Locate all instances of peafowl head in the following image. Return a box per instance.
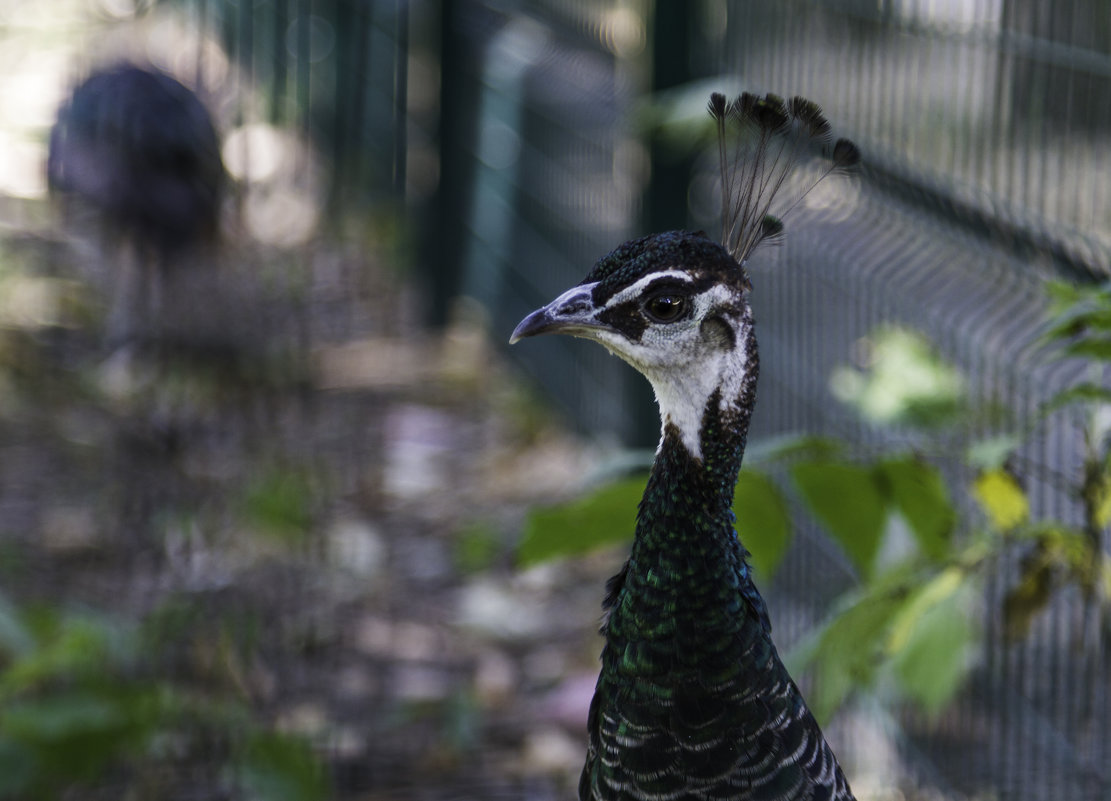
[511,230,755,459]
[511,93,859,460]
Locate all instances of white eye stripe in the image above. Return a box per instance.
[698,283,742,311]
[606,270,694,307]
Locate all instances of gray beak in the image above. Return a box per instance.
[509,282,606,344]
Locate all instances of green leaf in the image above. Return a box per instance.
[805,589,907,721]
[2,693,126,742]
[1044,317,1096,344]
[732,470,792,579]
[877,458,954,561]
[996,525,1093,641]
[972,469,1028,530]
[1042,383,1111,414]
[1051,527,1099,588]
[1063,337,1111,360]
[238,732,328,801]
[888,571,974,714]
[886,567,963,654]
[1044,280,1111,321]
[742,435,844,467]
[1097,480,1111,529]
[1042,306,1111,341]
[0,686,167,789]
[243,471,314,544]
[1002,546,1054,641]
[791,461,886,577]
[966,434,1022,470]
[517,477,645,566]
[1044,279,1087,310]
[0,615,126,697]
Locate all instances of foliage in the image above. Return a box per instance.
[794,288,1111,718]
[0,595,328,800]
[972,469,1028,531]
[779,443,977,717]
[238,732,329,801]
[242,468,317,545]
[830,327,965,427]
[731,469,792,578]
[790,460,888,578]
[518,476,646,567]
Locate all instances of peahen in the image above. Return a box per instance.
[511,93,861,801]
[49,62,226,345]
[48,62,225,259]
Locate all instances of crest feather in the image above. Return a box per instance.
[709,92,860,264]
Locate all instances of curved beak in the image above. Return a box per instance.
[509,282,608,344]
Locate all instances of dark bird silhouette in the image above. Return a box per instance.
[511,93,861,801]
[48,62,225,257]
[48,62,226,343]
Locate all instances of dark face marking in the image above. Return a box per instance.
[700,315,736,350]
[597,298,649,341]
[599,297,648,339]
[596,276,700,342]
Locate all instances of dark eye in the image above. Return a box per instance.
[644,294,688,323]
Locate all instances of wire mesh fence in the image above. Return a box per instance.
[453,2,1111,799]
[706,3,1110,799]
[456,1,648,443]
[719,0,1111,276]
[172,0,412,209]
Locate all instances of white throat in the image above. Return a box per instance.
[646,339,750,460]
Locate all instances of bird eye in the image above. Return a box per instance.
[644,294,688,323]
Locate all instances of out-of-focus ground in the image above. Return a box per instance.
[1,208,636,798]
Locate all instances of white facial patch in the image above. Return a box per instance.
[595,280,752,460]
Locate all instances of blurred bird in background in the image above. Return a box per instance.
[48,62,226,346]
[512,93,861,801]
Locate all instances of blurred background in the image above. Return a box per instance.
[0,0,1109,799]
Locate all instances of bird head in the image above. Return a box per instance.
[511,230,755,459]
[511,92,859,459]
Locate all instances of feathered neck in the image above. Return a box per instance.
[604,351,766,669]
[634,320,759,560]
